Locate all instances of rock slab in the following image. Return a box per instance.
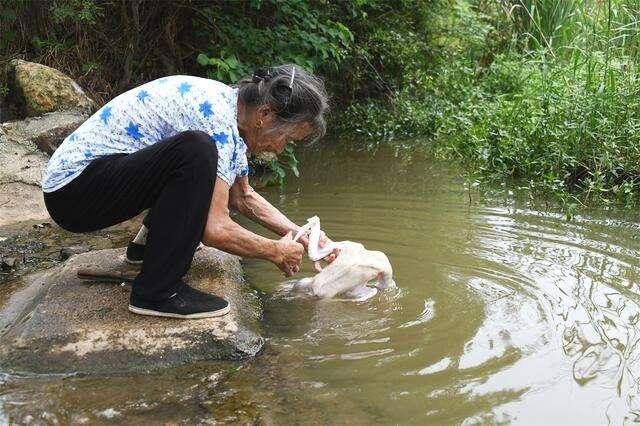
[0,247,264,374]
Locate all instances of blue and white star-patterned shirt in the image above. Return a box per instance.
[42,75,249,193]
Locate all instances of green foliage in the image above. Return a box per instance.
[504,0,581,52]
[342,0,640,209]
[50,0,101,24]
[263,143,300,186]
[196,52,248,84]
[194,0,354,81]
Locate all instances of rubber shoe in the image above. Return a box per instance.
[126,241,145,265]
[128,283,230,319]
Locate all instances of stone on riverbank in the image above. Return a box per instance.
[0,247,263,374]
[2,109,89,154]
[0,61,93,226]
[0,128,50,227]
[8,59,95,117]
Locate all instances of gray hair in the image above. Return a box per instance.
[237,64,329,142]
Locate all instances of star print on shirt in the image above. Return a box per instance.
[178,82,192,96]
[211,132,229,145]
[125,122,143,141]
[137,90,150,102]
[100,106,112,125]
[199,101,213,118]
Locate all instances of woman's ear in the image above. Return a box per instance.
[257,105,276,124]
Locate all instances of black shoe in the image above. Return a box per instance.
[126,241,145,265]
[128,283,230,319]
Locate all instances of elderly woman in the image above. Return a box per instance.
[41,64,333,319]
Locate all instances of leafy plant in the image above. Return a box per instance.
[194,0,354,83]
[50,0,101,24]
[264,142,300,186]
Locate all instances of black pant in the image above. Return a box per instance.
[44,131,218,301]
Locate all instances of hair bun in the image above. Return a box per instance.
[252,67,272,83]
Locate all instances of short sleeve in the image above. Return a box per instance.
[235,136,249,178]
[210,130,236,186]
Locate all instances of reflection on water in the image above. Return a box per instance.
[4,142,640,423]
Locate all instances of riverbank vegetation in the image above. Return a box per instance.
[343,1,640,209]
[2,1,640,206]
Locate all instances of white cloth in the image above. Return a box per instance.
[293,216,336,261]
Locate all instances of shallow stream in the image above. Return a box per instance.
[3,143,640,424]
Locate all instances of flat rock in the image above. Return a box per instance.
[0,182,48,227]
[8,59,95,117]
[2,110,89,154]
[0,247,263,374]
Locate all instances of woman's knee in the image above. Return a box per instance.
[170,131,217,185]
[176,131,217,155]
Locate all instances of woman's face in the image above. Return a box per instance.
[253,122,312,154]
[239,104,313,154]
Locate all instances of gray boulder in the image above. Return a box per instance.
[8,59,95,117]
[0,247,263,374]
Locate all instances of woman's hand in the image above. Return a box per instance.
[274,231,304,277]
[313,231,339,272]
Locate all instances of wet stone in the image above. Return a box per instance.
[0,247,264,374]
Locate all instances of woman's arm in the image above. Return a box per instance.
[229,176,301,237]
[229,176,338,270]
[203,177,304,276]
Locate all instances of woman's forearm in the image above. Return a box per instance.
[236,187,301,237]
[202,215,280,263]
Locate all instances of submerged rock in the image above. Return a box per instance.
[8,59,95,117]
[0,247,263,374]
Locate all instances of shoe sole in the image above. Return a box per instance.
[128,304,230,319]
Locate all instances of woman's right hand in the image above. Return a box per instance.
[274,231,304,277]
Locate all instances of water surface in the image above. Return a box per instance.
[3,143,640,424]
